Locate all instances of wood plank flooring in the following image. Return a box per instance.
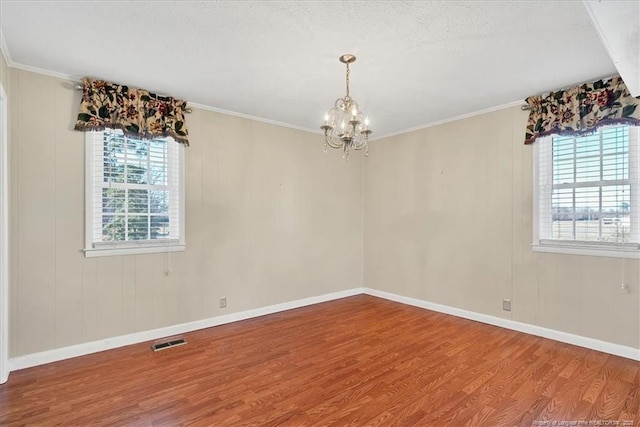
[0,295,638,426]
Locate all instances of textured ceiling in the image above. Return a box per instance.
[0,1,618,139]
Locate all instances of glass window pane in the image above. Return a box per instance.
[575,157,600,183]
[600,186,631,243]
[575,187,599,211]
[602,126,628,155]
[126,138,148,158]
[127,216,149,241]
[551,219,574,240]
[149,140,167,162]
[575,134,599,157]
[552,188,573,213]
[126,159,148,184]
[553,159,574,184]
[602,154,628,180]
[545,126,635,245]
[601,185,630,214]
[126,139,149,184]
[150,190,169,214]
[102,188,125,213]
[96,131,178,244]
[103,136,125,183]
[553,138,573,161]
[149,162,167,185]
[102,215,126,242]
[574,219,600,242]
[128,189,149,213]
[151,216,170,240]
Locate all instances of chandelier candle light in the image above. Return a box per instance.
[321,54,372,160]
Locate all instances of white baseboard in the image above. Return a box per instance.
[363,287,640,361]
[9,285,639,373]
[9,287,364,372]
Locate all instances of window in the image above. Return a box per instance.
[85,129,184,257]
[534,125,640,257]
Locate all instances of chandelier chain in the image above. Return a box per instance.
[345,63,350,99]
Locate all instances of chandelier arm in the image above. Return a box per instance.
[352,140,368,150]
[325,134,344,149]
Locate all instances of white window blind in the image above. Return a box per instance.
[536,125,640,253]
[85,129,184,257]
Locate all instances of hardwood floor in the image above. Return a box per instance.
[0,295,638,426]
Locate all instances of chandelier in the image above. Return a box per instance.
[321,54,372,160]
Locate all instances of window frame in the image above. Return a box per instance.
[532,125,640,259]
[84,130,185,257]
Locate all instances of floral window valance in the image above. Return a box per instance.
[74,77,190,146]
[524,76,640,145]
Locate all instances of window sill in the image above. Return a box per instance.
[532,243,640,259]
[84,244,185,258]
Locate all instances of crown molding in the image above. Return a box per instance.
[187,101,321,135]
[8,61,80,82]
[371,99,526,141]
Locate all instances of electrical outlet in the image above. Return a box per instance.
[502,299,511,312]
[219,296,227,308]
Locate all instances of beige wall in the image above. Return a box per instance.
[364,106,640,349]
[8,69,363,357]
[5,60,638,358]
